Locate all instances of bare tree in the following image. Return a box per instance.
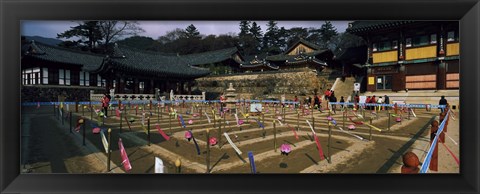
[98,21,145,47]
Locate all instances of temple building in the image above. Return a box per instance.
[239,38,334,73]
[21,40,241,101]
[346,21,459,92]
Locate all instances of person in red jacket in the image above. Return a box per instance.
[365,96,371,110]
[370,95,376,110]
[102,93,110,117]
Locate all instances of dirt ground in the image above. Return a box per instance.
[21,104,460,174]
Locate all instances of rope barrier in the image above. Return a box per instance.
[419,110,450,173]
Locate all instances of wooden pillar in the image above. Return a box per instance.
[401,151,420,174]
[188,81,192,95]
[134,78,139,94]
[115,77,120,93]
[437,62,446,90]
[366,68,376,92]
[393,65,406,92]
[105,77,112,92]
[150,79,155,94]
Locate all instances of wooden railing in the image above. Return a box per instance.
[170,90,206,101]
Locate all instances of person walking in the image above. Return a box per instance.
[330,93,337,114]
[340,96,345,109]
[384,95,390,110]
[439,95,448,113]
[354,94,360,110]
[377,96,383,111]
[314,94,320,109]
[324,89,331,101]
[102,93,110,117]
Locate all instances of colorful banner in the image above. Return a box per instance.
[224,132,242,155]
[118,138,132,172]
[189,131,201,155]
[204,112,211,123]
[248,151,256,174]
[234,113,240,126]
[156,125,170,141]
[286,124,299,140]
[155,157,164,173]
[100,130,109,153]
[314,134,325,161]
[178,115,186,128]
[253,119,264,129]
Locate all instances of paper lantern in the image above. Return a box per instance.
[209,137,218,146]
[184,131,192,141]
[348,124,355,130]
[280,144,292,155]
[188,120,193,125]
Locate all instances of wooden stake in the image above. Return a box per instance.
[206,128,210,173]
[107,128,112,171]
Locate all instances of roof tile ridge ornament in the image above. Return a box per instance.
[26,40,46,55]
[111,43,126,59]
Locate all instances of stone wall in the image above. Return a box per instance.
[194,69,334,100]
[22,85,105,102]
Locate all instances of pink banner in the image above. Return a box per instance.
[314,134,325,161]
[125,116,132,131]
[118,138,132,172]
[287,124,299,140]
[156,125,170,141]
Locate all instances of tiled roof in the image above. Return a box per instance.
[22,41,105,71]
[284,38,323,54]
[106,45,211,78]
[346,21,415,34]
[182,47,239,66]
[266,49,331,62]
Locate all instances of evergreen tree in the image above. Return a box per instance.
[319,21,338,47]
[249,22,263,53]
[263,21,281,54]
[184,24,201,39]
[57,21,103,50]
[239,21,251,37]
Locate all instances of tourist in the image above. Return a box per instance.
[371,95,376,110]
[220,92,226,112]
[330,93,337,114]
[102,93,110,117]
[365,96,371,110]
[324,89,331,101]
[384,95,390,110]
[314,94,320,109]
[340,96,345,109]
[354,94,360,109]
[439,95,448,113]
[294,95,299,108]
[377,96,383,111]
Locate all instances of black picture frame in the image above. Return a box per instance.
[1,0,479,193]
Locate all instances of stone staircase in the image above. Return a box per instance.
[331,77,356,102]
